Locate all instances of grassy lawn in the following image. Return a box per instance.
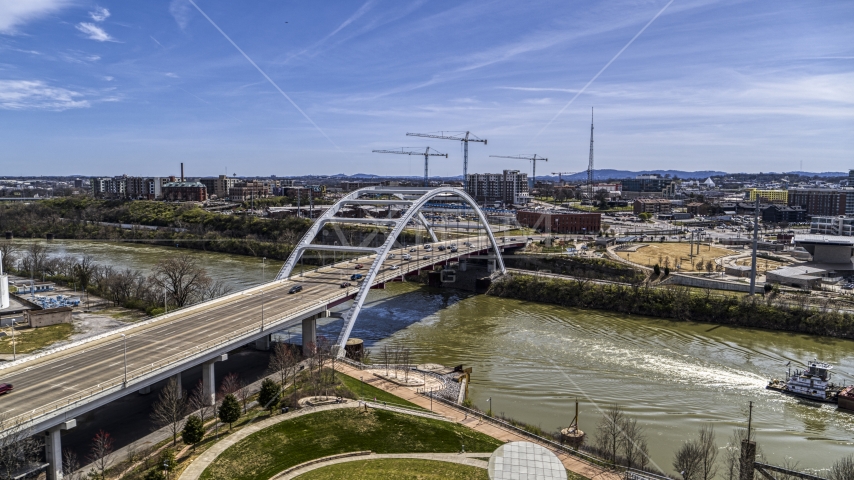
[199,408,502,480]
[0,323,74,354]
[294,458,488,479]
[335,372,424,410]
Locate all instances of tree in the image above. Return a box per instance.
[182,415,205,450]
[218,394,241,429]
[620,417,649,471]
[87,430,114,480]
[73,255,96,296]
[594,404,625,465]
[697,424,718,480]
[219,372,240,399]
[829,455,854,480]
[143,468,166,480]
[270,342,297,388]
[638,212,651,222]
[150,377,186,446]
[673,440,703,480]
[151,254,211,307]
[595,189,610,209]
[0,414,42,480]
[62,448,82,480]
[653,264,661,276]
[705,261,715,275]
[188,380,213,424]
[664,266,670,276]
[258,378,280,413]
[237,379,252,413]
[159,448,176,477]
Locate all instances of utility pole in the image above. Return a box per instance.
[749,196,760,295]
[587,108,594,199]
[406,131,487,191]
[373,147,448,187]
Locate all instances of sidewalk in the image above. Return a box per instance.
[335,363,619,480]
[273,452,489,479]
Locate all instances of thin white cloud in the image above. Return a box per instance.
[164,72,179,78]
[89,6,109,22]
[0,80,90,110]
[103,76,114,81]
[169,0,192,29]
[0,0,71,34]
[76,22,115,42]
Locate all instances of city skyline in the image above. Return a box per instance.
[1,0,852,176]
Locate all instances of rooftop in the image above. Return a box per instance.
[793,234,854,246]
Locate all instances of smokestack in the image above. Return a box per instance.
[181,163,184,182]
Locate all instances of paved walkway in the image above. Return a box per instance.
[179,402,355,480]
[335,363,619,480]
[272,452,489,479]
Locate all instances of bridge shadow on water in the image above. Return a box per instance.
[311,284,473,348]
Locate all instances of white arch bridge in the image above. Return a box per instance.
[0,186,521,477]
[277,186,507,353]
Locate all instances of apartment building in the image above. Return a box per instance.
[465,170,530,205]
[810,216,854,236]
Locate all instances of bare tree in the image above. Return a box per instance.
[697,424,718,480]
[381,344,391,376]
[0,414,42,480]
[188,380,214,424]
[199,277,233,302]
[237,379,252,413]
[620,417,649,471]
[151,254,211,307]
[0,243,18,273]
[829,455,854,480]
[673,440,703,480]
[62,448,82,480]
[73,255,96,295]
[87,430,114,479]
[270,342,297,388]
[220,372,241,398]
[150,377,186,446]
[25,242,49,276]
[595,404,625,465]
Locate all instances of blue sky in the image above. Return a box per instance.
[1,0,852,178]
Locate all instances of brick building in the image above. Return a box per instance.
[229,181,270,201]
[633,198,672,215]
[788,189,854,217]
[516,210,601,234]
[162,181,207,202]
[199,175,239,199]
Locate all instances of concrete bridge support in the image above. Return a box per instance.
[302,316,317,352]
[174,371,182,397]
[202,354,228,406]
[45,419,76,480]
[255,334,271,351]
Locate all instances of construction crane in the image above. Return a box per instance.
[552,172,578,184]
[587,107,594,199]
[372,147,448,187]
[406,131,487,191]
[489,154,548,190]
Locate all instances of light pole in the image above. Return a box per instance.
[11,322,16,361]
[487,396,492,416]
[121,334,127,386]
[163,287,168,314]
[262,256,266,284]
[261,290,265,331]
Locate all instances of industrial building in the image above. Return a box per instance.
[466,170,530,205]
[621,174,675,198]
[515,210,601,234]
[161,180,208,202]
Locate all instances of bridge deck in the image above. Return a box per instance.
[0,237,519,434]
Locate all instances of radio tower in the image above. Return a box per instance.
[586,108,594,199]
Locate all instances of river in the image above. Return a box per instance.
[17,240,854,473]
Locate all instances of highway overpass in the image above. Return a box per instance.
[0,186,522,479]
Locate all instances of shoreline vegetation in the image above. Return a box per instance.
[487,273,854,339]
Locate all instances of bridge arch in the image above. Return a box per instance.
[276,186,506,354]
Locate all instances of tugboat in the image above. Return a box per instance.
[766,359,842,403]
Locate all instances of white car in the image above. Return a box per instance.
[388,254,396,259]
[389,264,399,270]
[402,254,412,260]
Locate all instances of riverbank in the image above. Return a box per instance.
[487,273,854,339]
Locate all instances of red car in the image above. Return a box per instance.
[354,264,364,269]
[0,383,13,395]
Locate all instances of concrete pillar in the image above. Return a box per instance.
[302,316,317,352]
[173,371,182,397]
[255,334,271,351]
[45,419,76,480]
[202,354,228,406]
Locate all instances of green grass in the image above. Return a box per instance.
[335,372,424,410]
[199,408,502,480]
[0,323,74,354]
[294,458,489,479]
